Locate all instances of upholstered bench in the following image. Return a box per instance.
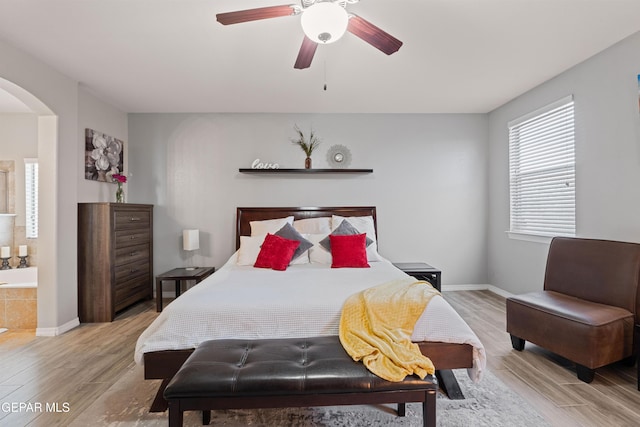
[507,237,640,383]
[163,336,437,427]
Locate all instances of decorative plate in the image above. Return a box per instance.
[326,144,352,168]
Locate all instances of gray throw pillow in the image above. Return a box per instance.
[274,222,313,261]
[319,219,374,252]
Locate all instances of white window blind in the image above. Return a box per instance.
[508,95,575,237]
[24,158,38,239]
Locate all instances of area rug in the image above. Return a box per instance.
[69,364,550,426]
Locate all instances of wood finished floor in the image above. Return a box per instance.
[1,291,639,426]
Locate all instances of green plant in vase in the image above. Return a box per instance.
[291,125,321,169]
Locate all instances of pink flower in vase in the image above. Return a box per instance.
[112,174,127,203]
[112,174,127,183]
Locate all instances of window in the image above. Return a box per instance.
[508,95,575,238]
[24,158,38,239]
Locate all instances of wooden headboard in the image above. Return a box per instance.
[236,206,377,250]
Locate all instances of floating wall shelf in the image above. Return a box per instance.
[239,168,373,174]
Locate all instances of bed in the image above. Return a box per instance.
[137,206,485,412]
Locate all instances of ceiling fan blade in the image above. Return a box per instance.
[347,15,403,55]
[216,5,296,25]
[294,36,318,69]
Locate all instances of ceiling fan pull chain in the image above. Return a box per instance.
[324,60,328,91]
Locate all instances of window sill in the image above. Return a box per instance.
[506,231,556,244]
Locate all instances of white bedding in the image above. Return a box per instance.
[134,255,486,382]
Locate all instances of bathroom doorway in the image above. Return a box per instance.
[0,77,57,336]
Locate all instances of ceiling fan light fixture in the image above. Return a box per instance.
[300,2,349,44]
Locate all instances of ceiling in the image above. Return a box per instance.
[1,0,639,114]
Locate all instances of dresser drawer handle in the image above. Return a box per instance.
[130,251,138,257]
[130,235,136,240]
[130,268,139,274]
[130,217,141,221]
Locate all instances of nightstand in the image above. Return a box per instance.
[393,262,442,292]
[155,266,215,312]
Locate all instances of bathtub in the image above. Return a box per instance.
[0,266,37,288]
[0,267,37,330]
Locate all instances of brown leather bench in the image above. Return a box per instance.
[163,336,437,426]
[506,237,640,383]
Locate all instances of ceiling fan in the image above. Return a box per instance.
[216,0,403,69]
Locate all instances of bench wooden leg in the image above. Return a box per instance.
[168,400,183,427]
[423,389,436,427]
[202,410,211,425]
[397,402,406,416]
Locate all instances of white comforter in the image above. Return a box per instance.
[134,255,486,382]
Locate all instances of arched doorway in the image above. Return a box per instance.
[0,77,60,335]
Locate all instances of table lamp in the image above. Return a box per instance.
[183,229,199,270]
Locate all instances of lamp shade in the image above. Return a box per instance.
[300,2,349,44]
[183,229,200,251]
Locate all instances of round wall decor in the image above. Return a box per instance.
[326,144,352,168]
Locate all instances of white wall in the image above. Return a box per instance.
[78,87,129,203]
[488,31,640,294]
[128,113,489,286]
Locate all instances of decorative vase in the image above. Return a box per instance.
[305,157,312,169]
[115,183,124,203]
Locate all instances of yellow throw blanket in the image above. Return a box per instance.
[339,278,440,382]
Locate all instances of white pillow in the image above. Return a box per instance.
[237,235,265,265]
[293,217,332,235]
[307,233,332,264]
[289,249,309,265]
[250,216,294,236]
[331,215,381,261]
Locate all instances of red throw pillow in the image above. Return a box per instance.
[330,233,370,268]
[254,233,301,271]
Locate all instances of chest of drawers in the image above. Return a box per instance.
[78,203,153,322]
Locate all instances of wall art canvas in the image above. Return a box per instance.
[84,128,124,182]
[637,74,640,113]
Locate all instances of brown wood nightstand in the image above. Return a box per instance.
[393,262,442,292]
[155,267,215,312]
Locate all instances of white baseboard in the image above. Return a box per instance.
[442,284,514,298]
[485,285,514,298]
[36,317,80,337]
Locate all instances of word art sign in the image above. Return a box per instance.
[251,159,280,169]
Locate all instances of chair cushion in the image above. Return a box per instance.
[507,291,634,369]
[509,291,633,326]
